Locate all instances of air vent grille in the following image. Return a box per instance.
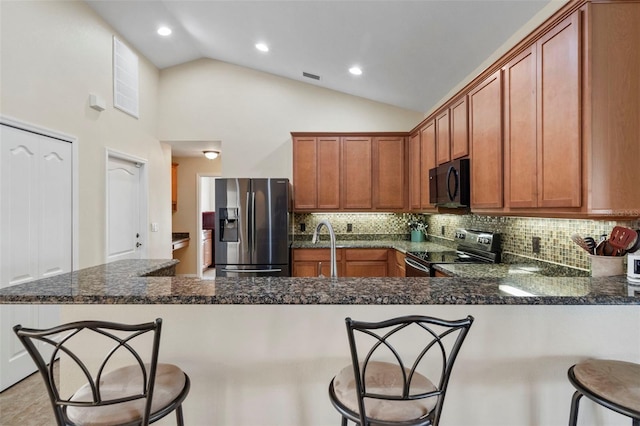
[302,72,320,81]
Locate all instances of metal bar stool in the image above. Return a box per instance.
[567,359,640,426]
[329,315,474,426]
[14,318,190,426]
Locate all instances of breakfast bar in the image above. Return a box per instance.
[1,260,639,426]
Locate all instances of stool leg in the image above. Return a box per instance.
[632,418,639,426]
[341,416,348,426]
[569,391,582,426]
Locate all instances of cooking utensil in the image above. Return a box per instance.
[595,239,617,256]
[583,236,596,254]
[608,226,637,252]
[571,234,593,254]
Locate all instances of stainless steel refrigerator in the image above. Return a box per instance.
[214,178,290,277]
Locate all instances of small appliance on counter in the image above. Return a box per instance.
[405,228,500,277]
[627,229,640,283]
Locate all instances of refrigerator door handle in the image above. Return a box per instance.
[251,191,256,256]
[246,191,252,255]
[221,268,282,273]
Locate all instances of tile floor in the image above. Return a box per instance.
[0,362,57,425]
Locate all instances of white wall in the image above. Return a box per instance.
[0,1,171,268]
[62,303,640,426]
[159,59,423,179]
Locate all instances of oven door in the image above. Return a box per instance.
[405,257,431,277]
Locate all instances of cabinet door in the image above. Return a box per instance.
[342,136,372,209]
[450,96,469,160]
[420,121,437,209]
[408,132,421,210]
[469,70,503,209]
[373,136,405,210]
[292,248,343,277]
[292,137,318,210]
[504,46,538,208]
[537,12,581,208]
[344,249,389,277]
[317,137,341,209]
[436,110,451,165]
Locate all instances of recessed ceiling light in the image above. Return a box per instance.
[157,26,172,36]
[255,43,269,52]
[349,66,363,76]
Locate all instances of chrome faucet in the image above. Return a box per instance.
[311,219,337,277]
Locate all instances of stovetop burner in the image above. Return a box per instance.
[408,228,501,266]
[407,250,492,264]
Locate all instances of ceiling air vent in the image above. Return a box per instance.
[302,72,320,81]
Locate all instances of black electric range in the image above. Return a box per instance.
[405,229,501,277]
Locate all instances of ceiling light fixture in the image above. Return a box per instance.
[349,66,363,76]
[203,151,220,160]
[157,26,172,36]
[255,43,269,52]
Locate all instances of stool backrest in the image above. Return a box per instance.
[345,315,474,426]
[13,318,163,426]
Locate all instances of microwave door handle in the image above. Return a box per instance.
[447,166,459,202]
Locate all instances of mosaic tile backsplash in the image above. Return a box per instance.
[293,213,640,271]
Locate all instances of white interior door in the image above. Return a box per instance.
[107,156,142,262]
[0,123,72,390]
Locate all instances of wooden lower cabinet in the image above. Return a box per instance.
[292,248,344,277]
[344,249,388,277]
[292,248,395,277]
[202,230,213,270]
[433,270,451,278]
[392,250,406,277]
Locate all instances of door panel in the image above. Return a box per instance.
[0,123,70,391]
[251,178,289,265]
[107,156,141,261]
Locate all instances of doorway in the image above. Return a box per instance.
[105,150,148,263]
[198,175,218,279]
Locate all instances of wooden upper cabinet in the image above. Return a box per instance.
[316,137,341,209]
[536,12,581,208]
[504,46,538,208]
[420,120,437,209]
[587,1,640,216]
[469,70,503,209]
[373,136,406,210]
[450,96,469,160]
[435,110,451,165]
[342,136,372,209]
[292,137,318,210]
[408,132,421,210]
[293,136,340,210]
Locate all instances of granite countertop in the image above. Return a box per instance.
[0,259,638,305]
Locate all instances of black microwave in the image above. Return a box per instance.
[429,158,470,208]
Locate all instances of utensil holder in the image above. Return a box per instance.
[410,230,425,242]
[589,254,625,277]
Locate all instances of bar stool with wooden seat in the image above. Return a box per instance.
[567,359,640,426]
[13,318,190,426]
[329,315,474,426]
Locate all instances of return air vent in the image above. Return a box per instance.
[302,71,320,81]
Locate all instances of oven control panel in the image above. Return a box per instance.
[454,228,500,253]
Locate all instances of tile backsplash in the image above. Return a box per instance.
[293,213,640,271]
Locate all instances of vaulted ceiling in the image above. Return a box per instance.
[86,0,559,114]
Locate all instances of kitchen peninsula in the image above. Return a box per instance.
[1,259,639,425]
